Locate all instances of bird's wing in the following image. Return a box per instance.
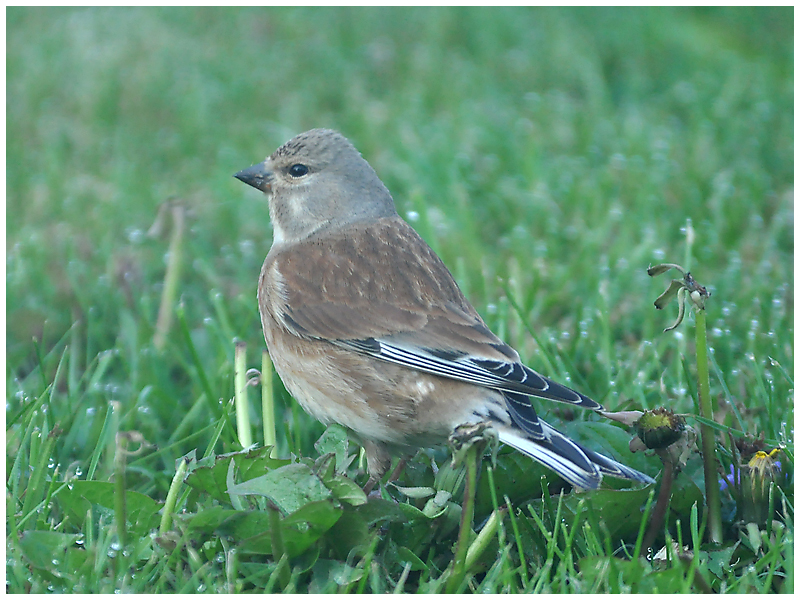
[265,215,602,411]
[264,216,484,340]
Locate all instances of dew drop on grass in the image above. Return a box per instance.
[239,239,254,255]
[126,228,145,244]
[512,224,527,240]
[524,91,541,104]
[579,319,591,338]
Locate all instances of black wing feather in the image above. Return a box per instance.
[335,338,603,411]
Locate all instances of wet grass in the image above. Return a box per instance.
[6,6,793,593]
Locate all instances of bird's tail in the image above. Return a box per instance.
[497,420,655,490]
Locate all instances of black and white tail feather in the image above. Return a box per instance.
[337,337,655,489]
[498,405,653,489]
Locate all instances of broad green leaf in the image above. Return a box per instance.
[227,462,332,515]
[527,486,653,542]
[54,481,160,535]
[18,531,81,572]
[185,500,342,558]
[324,509,370,559]
[354,497,429,526]
[314,424,353,473]
[422,490,453,518]
[185,446,291,504]
[393,485,436,499]
[310,559,363,593]
[323,474,367,506]
[185,505,241,533]
[397,545,428,571]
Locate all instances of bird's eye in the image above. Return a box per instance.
[288,164,309,178]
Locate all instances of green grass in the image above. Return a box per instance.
[6,6,793,593]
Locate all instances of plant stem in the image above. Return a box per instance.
[641,455,674,556]
[267,502,290,589]
[234,341,252,448]
[465,508,503,571]
[159,456,189,536]
[114,433,129,551]
[261,350,276,456]
[447,443,478,593]
[153,203,185,351]
[177,303,221,419]
[695,307,722,544]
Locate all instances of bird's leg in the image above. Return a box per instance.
[362,457,408,495]
[361,440,393,495]
[387,458,408,485]
[362,476,379,495]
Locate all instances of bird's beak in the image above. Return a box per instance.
[234,161,273,193]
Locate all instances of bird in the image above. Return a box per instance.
[235,128,654,491]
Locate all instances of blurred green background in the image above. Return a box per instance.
[7,5,793,482]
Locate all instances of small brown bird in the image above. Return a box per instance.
[235,129,653,491]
